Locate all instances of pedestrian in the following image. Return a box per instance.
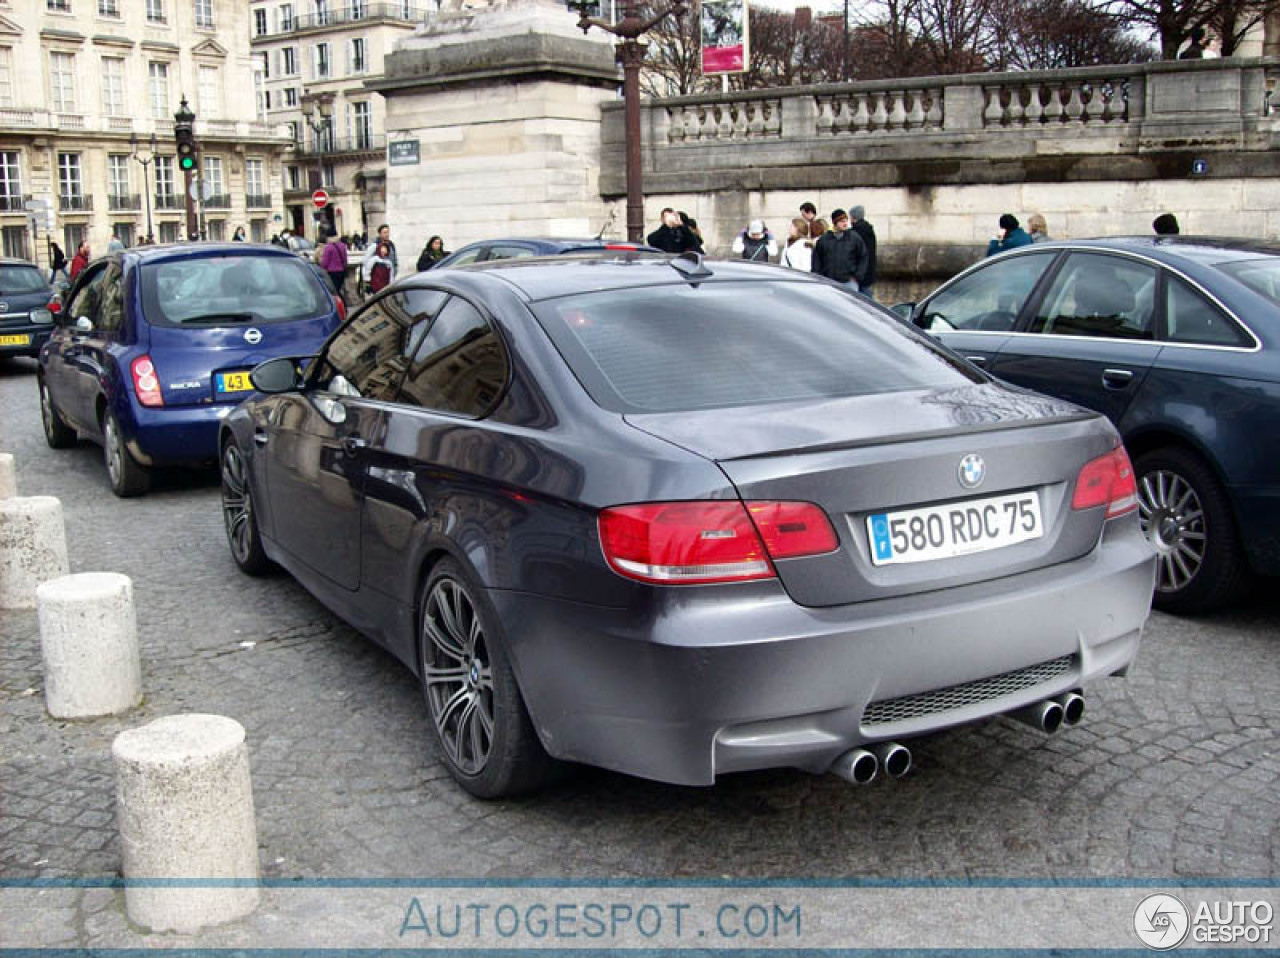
[849,205,877,299]
[800,202,818,226]
[780,217,816,272]
[362,241,394,294]
[107,235,125,253]
[416,235,449,271]
[320,229,349,300]
[732,219,777,262]
[1179,26,1208,59]
[1028,213,1052,243]
[985,214,1034,257]
[232,225,246,242]
[69,240,90,280]
[678,211,705,251]
[811,208,869,292]
[646,208,701,254]
[1153,213,1181,236]
[362,223,397,282]
[49,242,69,285]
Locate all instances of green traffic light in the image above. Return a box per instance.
[180,156,195,171]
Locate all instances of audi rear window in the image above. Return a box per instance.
[531,280,983,414]
[0,265,48,295]
[1219,258,1280,307]
[139,254,332,327]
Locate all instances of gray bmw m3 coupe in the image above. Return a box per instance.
[220,252,1156,797]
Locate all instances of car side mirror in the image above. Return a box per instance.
[250,356,303,394]
[74,317,93,333]
[889,302,915,321]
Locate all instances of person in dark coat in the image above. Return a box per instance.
[1153,213,1181,235]
[417,235,448,271]
[646,208,702,254]
[811,209,869,291]
[849,205,877,299]
[49,242,69,284]
[985,214,1034,256]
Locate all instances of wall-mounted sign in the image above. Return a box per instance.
[388,139,421,166]
[701,0,750,76]
[1192,158,1209,175]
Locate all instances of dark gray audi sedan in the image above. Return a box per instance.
[220,254,1155,797]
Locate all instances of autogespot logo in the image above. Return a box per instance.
[1134,893,1190,950]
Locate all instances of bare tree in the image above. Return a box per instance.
[1092,0,1279,58]
[998,0,1156,68]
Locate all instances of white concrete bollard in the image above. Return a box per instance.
[0,496,69,610]
[0,453,16,498]
[113,714,261,933]
[38,573,141,719]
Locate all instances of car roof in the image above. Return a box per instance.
[119,242,308,266]
[1032,236,1280,266]
[0,258,42,268]
[430,254,818,301]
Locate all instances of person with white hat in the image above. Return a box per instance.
[732,219,777,262]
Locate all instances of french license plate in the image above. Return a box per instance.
[0,333,31,346]
[215,371,254,393]
[867,491,1043,566]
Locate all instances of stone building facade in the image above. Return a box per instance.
[0,0,293,268]
[249,0,425,243]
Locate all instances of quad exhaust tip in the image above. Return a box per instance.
[830,742,912,784]
[1010,699,1064,734]
[1058,690,1085,727]
[875,741,912,778]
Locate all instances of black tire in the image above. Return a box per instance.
[39,377,76,449]
[220,439,272,576]
[102,410,150,497]
[418,558,560,798]
[1135,446,1249,614]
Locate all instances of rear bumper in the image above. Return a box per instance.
[1231,484,1280,577]
[0,325,52,358]
[492,520,1155,786]
[126,401,237,466]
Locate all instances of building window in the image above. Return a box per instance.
[315,116,333,152]
[253,8,267,35]
[245,158,264,195]
[322,163,334,187]
[313,42,330,79]
[0,152,21,210]
[282,47,297,76]
[2,225,30,260]
[58,152,82,200]
[148,61,170,120]
[284,87,298,107]
[257,51,269,79]
[50,51,76,113]
[98,0,119,15]
[257,81,269,119]
[47,0,71,11]
[348,37,366,74]
[287,120,300,144]
[250,219,266,243]
[194,0,213,28]
[155,155,174,199]
[198,65,220,118]
[352,100,371,148]
[107,153,130,198]
[349,0,365,17]
[315,0,329,25]
[158,221,180,243]
[287,165,300,190]
[207,220,224,241]
[279,3,294,30]
[0,47,13,108]
[203,155,223,196]
[101,57,125,116]
[112,222,134,247]
[146,0,164,22]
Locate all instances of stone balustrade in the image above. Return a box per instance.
[0,109,292,144]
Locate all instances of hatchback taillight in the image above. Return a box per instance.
[1071,446,1137,518]
[598,500,838,585]
[47,298,61,314]
[131,355,164,408]
[334,295,346,322]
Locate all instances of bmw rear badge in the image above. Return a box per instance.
[244,327,262,345]
[958,454,985,489]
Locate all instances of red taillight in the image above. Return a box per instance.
[334,295,346,322]
[603,243,639,251]
[1072,446,1137,518]
[47,298,61,314]
[598,500,837,585]
[131,355,164,408]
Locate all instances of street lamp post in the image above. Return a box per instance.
[300,93,334,240]
[568,0,688,243]
[130,132,158,243]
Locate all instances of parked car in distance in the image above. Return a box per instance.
[0,258,59,359]
[38,243,344,496]
[220,252,1154,798]
[429,237,659,270]
[901,237,1280,614]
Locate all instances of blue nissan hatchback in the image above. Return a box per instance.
[38,243,343,496]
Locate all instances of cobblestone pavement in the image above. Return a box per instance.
[1,356,1278,947]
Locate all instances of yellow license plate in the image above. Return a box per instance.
[216,371,254,393]
[0,333,31,346]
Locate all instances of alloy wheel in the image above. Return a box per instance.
[1138,468,1206,594]
[422,578,495,776]
[40,384,54,437]
[221,444,254,564]
[103,416,123,487]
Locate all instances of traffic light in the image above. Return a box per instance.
[176,125,199,175]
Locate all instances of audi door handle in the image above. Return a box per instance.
[964,355,988,367]
[342,436,368,456]
[1102,368,1134,389]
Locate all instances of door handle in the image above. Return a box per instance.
[964,355,988,367]
[253,428,269,446]
[342,436,368,457]
[1102,368,1134,389]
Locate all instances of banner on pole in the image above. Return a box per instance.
[700,0,749,76]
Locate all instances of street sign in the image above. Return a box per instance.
[387,139,420,166]
[24,197,52,211]
[312,189,329,209]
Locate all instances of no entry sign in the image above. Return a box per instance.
[312,189,329,209]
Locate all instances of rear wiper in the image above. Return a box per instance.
[178,312,256,325]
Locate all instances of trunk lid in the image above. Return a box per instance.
[625,383,1118,607]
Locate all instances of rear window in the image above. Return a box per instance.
[139,254,332,327]
[1219,258,1280,307]
[531,280,983,414]
[0,265,48,296]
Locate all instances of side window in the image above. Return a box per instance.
[97,264,125,333]
[1164,275,1251,348]
[391,287,449,359]
[67,264,109,324]
[486,245,536,262]
[1029,253,1157,340]
[446,246,485,267]
[317,294,412,401]
[920,253,1055,332]
[396,296,509,417]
